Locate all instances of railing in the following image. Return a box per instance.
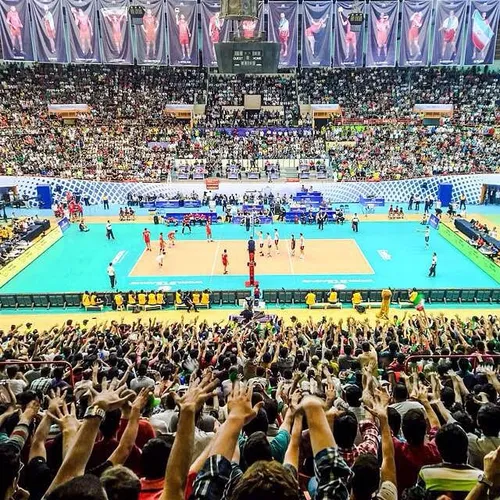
[0,287,500,310]
[0,360,74,387]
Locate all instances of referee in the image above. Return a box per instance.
[247,236,256,260]
[107,262,116,289]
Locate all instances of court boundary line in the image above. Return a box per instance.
[128,248,148,277]
[210,241,222,278]
[352,240,376,275]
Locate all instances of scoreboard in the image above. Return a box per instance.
[215,42,279,73]
[232,50,263,70]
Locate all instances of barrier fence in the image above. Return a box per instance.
[0,288,500,310]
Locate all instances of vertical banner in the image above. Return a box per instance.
[268,1,298,68]
[135,0,167,64]
[200,0,229,67]
[366,0,399,67]
[464,0,499,65]
[98,0,133,64]
[302,1,332,67]
[333,1,365,67]
[431,0,467,65]
[30,0,67,62]
[167,0,198,66]
[399,0,432,66]
[65,0,100,62]
[0,0,34,60]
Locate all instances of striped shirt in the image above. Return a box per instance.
[418,463,482,500]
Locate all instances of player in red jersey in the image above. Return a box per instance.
[159,232,166,253]
[143,228,151,251]
[142,8,158,59]
[305,15,328,57]
[6,6,24,54]
[221,249,229,274]
[168,229,177,247]
[205,219,213,242]
[176,10,191,59]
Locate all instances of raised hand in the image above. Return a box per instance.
[48,400,80,434]
[174,374,219,414]
[227,381,263,424]
[87,383,134,412]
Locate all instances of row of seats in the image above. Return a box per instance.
[0,288,499,309]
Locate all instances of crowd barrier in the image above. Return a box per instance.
[1,288,500,310]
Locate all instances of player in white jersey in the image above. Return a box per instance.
[299,233,305,259]
[266,232,273,257]
[274,228,280,254]
[258,231,264,256]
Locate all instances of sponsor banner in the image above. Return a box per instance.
[366,0,399,67]
[0,226,62,288]
[0,0,34,60]
[30,0,68,62]
[464,0,499,65]
[399,0,432,67]
[268,1,298,68]
[98,0,133,64]
[302,0,332,67]
[135,0,167,64]
[333,1,365,67]
[438,223,500,283]
[65,0,100,62]
[167,0,198,66]
[431,0,467,65]
[429,213,440,229]
[58,216,70,232]
[200,0,229,67]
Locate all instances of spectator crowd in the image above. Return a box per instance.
[0,311,499,500]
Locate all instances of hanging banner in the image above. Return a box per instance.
[0,0,34,60]
[464,0,499,65]
[167,0,198,66]
[65,0,100,62]
[333,1,365,67]
[135,0,166,64]
[98,0,133,64]
[302,1,332,67]
[200,0,229,67]
[399,0,432,66]
[366,0,398,67]
[268,1,298,68]
[30,0,67,62]
[431,0,467,65]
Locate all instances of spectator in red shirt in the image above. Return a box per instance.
[139,438,174,500]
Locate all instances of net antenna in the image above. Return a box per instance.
[347,0,364,32]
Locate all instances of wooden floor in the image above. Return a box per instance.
[128,239,374,277]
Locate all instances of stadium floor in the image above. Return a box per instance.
[2,217,498,294]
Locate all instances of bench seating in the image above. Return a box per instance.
[308,302,342,309]
[84,304,104,311]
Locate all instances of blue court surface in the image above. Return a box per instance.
[1,220,498,293]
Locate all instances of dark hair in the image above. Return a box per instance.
[141,438,173,479]
[344,385,362,408]
[393,383,408,402]
[243,431,273,466]
[46,475,107,500]
[435,423,468,464]
[243,408,269,437]
[477,403,500,437]
[344,345,352,356]
[402,409,427,446]
[0,444,20,500]
[100,409,122,439]
[351,454,380,500]
[387,407,402,437]
[333,412,358,449]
